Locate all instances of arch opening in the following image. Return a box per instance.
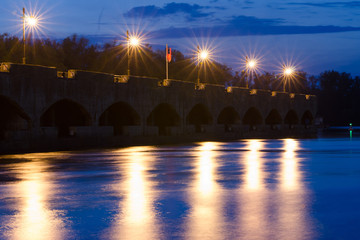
[186,104,213,133]
[301,110,313,127]
[265,109,282,129]
[284,110,299,129]
[217,106,240,132]
[0,96,30,140]
[147,103,180,136]
[40,99,91,137]
[242,107,263,129]
[99,102,140,136]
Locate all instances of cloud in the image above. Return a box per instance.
[288,1,360,8]
[124,2,213,20]
[150,15,360,38]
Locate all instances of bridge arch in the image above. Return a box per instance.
[147,103,180,136]
[40,99,91,137]
[265,109,282,129]
[301,110,313,127]
[243,107,263,128]
[99,102,140,136]
[0,95,30,140]
[186,103,213,132]
[217,106,241,132]
[284,109,299,128]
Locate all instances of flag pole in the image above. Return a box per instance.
[166,44,169,80]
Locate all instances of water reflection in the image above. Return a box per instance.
[186,142,224,239]
[235,139,313,240]
[198,142,217,196]
[238,140,268,239]
[244,139,264,190]
[0,155,69,240]
[0,140,318,239]
[275,139,311,240]
[106,147,159,240]
[282,139,300,190]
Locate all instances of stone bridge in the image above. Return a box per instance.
[0,63,316,152]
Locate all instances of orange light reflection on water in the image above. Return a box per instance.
[282,139,300,190]
[238,139,268,239]
[0,141,316,240]
[186,142,225,239]
[106,146,159,240]
[274,139,311,240]
[0,155,69,240]
[244,139,264,191]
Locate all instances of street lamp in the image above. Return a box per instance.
[245,56,257,88]
[283,65,295,92]
[22,7,38,64]
[196,46,209,89]
[126,30,141,76]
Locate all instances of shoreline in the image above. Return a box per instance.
[0,129,318,155]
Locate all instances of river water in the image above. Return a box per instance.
[0,137,359,240]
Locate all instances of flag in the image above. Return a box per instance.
[167,47,172,63]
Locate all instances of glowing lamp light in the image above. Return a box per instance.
[247,60,256,69]
[26,16,38,26]
[284,67,294,76]
[129,37,140,47]
[199,50,208,60]
[195,46,213,88]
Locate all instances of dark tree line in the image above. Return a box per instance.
[311,71,360,126]
[0,33,232,84]
[1,33,359,126]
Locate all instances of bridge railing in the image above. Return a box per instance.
[0,62,316,100]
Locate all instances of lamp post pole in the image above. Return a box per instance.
[197,45,200,86]
[282,64,286,92]
[127,30,130,76]
[245,56,257,89]
[22,8,26,64]
[245,56,249,88]
[283,66,294,92]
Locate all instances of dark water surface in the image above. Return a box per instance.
[1,138,360,239]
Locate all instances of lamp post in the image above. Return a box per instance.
[127,30,140,76]
[245,56,256,88]
[283,66,294,92]
[196,45,209,88]
[22,7,38,64]
[22,8,25,64]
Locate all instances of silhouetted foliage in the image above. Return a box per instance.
[314,70,360,125]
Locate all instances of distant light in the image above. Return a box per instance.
[199,50,208,60]
[26,16,38,26]
[247,60,256,69]
[284,67,294,76]
[129,37,140,46]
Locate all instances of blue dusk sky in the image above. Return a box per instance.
[1,0,360,76]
